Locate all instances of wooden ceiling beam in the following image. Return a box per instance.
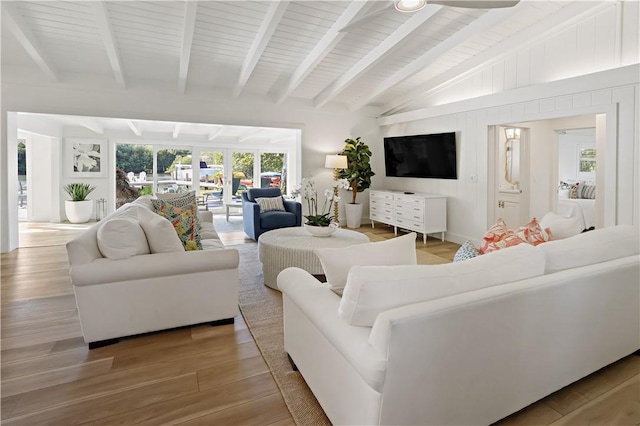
[3,2,58,81]
[313,4,442,109]
[178,1,198,94]
[350,5,520,111]
[127,120,141,136]
[274,1,369,105]
[233,1,289,98]
[92,1,126,88]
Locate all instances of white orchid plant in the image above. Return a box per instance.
[292,178,350,226]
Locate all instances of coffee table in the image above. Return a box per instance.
[258,227,370,290]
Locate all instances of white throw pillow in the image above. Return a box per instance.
[315,233,417,295]
[256,196,285,212]
[96,207,150,260]
[136,205,185,253]
[339,243,545,326]
[539,212,582,240]
[536,225,639,274]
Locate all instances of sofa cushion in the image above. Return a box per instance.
[515,217,552,246]
[480,219,526,254]
[136,205,184,253]
[315,233,417,296]
[260,211,297,229]
[256,196,285,212]
[536,225,639,274]
[339,242,545,326]
[96,207,150,260]
[152,192,202,251]
[539,212,582,240]
[130,195,155,211]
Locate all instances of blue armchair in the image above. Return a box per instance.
[242,188,302,240]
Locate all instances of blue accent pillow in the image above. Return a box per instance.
[453,240,480,262]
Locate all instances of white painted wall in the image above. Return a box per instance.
[0,81,379,251]
[379,66,639,245]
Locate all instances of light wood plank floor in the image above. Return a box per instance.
[1,221,638,425]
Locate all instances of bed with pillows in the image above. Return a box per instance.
[557,180,596,229]
[66,192,239,348]
[278,226,639,425]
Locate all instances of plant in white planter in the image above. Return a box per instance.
[64,183,96,223]
[337,137,375,228]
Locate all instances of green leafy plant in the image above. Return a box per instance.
[64,183,96,201]
[337,137,375,204]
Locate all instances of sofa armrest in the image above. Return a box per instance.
[283,200,302,226]
[198,210,214,222]
[70,248,239,287]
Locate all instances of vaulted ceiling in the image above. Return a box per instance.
[2,1,603,116]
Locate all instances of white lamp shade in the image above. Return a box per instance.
[325,154,348,169]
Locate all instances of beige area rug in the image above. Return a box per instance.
[232,236,449,425]
[232,243,332,425]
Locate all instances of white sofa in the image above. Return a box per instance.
[66,196,239,348]
[278,225,640,425]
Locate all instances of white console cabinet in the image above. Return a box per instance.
[370,190,447,244]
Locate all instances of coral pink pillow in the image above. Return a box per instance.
[516,217,553,246]
[480,218,526,254]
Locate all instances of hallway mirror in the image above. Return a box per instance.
[504,128,521,187]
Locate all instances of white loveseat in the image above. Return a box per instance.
[278,225,640,425]
[66,196,239,348]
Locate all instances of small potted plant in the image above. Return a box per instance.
[337,137,375,228]
[64,183,96,223]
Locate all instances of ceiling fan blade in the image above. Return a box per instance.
[429,0,520,8]
[338,2,395,33]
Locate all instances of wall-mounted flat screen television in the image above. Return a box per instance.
[384,132,457,179]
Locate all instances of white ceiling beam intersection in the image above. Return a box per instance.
[173,124,182,139]
[233,1,289,98]
[208,126,224,141]
[274,1,369,104]
[127,120,141,136]
[350,5,520,111]
[381,1,612,114]
[3,2,58,81]
[92,1,126,88]
[314,4,442,109]
[76,118,104,135]
[178,1,198,94]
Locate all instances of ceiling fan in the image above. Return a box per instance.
[338,0,520,32]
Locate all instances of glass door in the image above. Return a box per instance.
[199,150,225,213]
[229,150,256,203]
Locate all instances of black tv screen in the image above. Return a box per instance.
[384,132,457,179]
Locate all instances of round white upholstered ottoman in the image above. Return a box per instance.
[257,227,369,290]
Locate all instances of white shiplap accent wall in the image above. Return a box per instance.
[378,66,639,245]
[394,1,639,114]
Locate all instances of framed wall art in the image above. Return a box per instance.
[66,138,107,178]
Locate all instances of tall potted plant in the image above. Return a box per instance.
[64,183,96,223]
[337,137,375,228]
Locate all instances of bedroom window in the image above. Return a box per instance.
[578,146,596,179]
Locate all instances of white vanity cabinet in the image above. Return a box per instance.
[370,190,447,244]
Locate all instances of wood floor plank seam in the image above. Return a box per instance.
[3,372,201,425]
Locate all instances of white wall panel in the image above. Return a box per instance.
[594,7,618,69]
[378,68,638,244]
[529,42,545,85]
[621,0,639,66]
[516,48,530,88]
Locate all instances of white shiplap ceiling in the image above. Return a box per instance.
[2,0,604,118]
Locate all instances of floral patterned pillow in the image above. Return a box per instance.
[480,218,526,254]
[515,217,553,246]
[152,196,202,251]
